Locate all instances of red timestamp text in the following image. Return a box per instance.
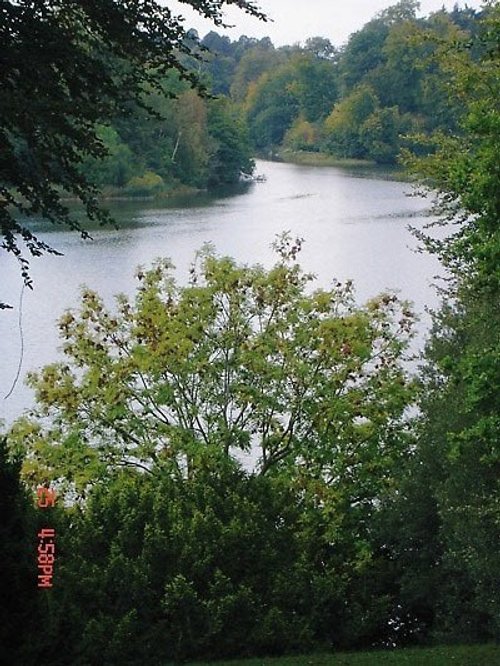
[37,528,56,588]
[36,487,57,589]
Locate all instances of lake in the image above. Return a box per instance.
[0,159,442,425]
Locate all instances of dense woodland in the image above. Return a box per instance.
[2,1,500,664]
[80,0,486,199]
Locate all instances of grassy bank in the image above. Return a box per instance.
[276,150,377,168]
[271,150,412,183]
[189,644,500,666]
[98,181,201,200]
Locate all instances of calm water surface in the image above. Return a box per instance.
[1,160,442,424]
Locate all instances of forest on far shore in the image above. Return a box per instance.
[81,0,485,197]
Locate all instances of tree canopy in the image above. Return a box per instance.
[10,234,416,500]
[188,2,483,164]
[398,3,500,639]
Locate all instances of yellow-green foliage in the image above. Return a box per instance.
[283,117,319,151]
[126,171,165,195]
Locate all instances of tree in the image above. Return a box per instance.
[393,3,500,641]
[304,36,338,61]
[286,54,339,123]
[376,0,420,25]
[405,4,499,286]
[417,291,500,641]
[0,0,266,301]
[338,17,390,93]
[245,68,300,150]
[246,53,339,151]
[9,234,416,502]
[372,10,469,126]
[283,117,319,152]
[80,126,135,189]
[170,89,211,187]
[207,98,254,186]
[323,85,379,159]
[360,106,405,164]
[230,40,282,102]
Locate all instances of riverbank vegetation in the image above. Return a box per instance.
[2,1,499,664]
[80,89,255,198]
[197,0,483,166]
[77,0,487,198]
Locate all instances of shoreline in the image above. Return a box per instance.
[275,150,377,168]
[261,150,410,181]
[95,182,203,201]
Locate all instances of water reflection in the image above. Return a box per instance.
[1,159,441,424]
